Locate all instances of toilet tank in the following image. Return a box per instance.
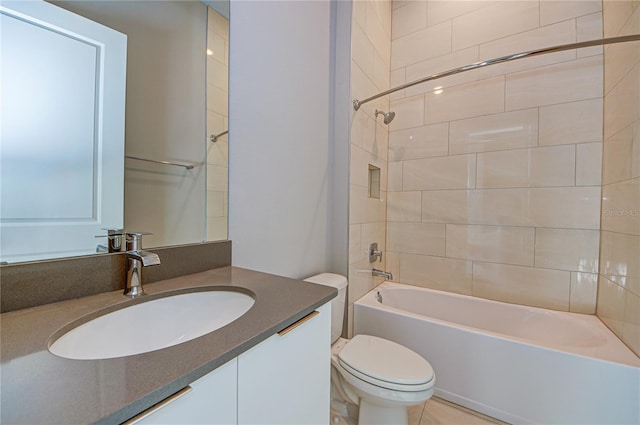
[304,273,347,343]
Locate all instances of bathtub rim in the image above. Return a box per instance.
[356,281,640,368]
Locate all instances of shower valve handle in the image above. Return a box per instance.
[369,243,383,263]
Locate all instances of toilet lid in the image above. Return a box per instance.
[338,335,434,389]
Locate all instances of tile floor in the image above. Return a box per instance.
[334,396,506,425]
[408,397,507,425]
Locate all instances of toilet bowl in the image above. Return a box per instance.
[304,273,435,425]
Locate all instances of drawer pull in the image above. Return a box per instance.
[123,386,192,425]
[278,310,319,336]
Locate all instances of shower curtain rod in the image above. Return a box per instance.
[352,34,640,111]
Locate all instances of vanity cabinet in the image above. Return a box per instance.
[238,303,331,425]
[131,358,237,425]
[129,303,330,425]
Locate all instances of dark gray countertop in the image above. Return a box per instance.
[0,266,336,425]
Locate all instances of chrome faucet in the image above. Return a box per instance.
[124,232,160,297]
[95,228,123,253]
[372,268,392,280]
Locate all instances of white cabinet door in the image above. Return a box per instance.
[131,358,237,425]
[237,303,331,425]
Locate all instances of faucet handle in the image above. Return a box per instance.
[368,242,383,263]
[94,228,124,252]
[125,232,152,251]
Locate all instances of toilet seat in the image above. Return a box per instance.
[337,335,434,392]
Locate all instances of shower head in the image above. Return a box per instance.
[375,109,395,125]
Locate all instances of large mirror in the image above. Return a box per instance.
[0,0,229,263]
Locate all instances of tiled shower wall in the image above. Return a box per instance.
[348,1,392,335]
[206,7,229,241]
[598,0,640,356]
[386,0,604,312]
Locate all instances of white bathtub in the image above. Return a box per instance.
[354,282,640,425]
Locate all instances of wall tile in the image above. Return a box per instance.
[421,187,601,229]
[404,47,479,97]
[388,161,403,192]
[597,275,627,336]
[528,187,601,229]
[478,20,576,79]
[387,222,446,256]
[476,145,576,188]
[206,164,228,192]
[570,272,598,313]
[351,60,378,104]
[403,154,476,190]
[352,0,367,31]
[362,222,387,256]
[449,108,539,154]
[424,76,505,125]
[207,84,228,116]
[446,224,535,266]
[400,253,473,295]
[421,189,472,224]
[389,123,449,161]
[506,55,603,110]
[603,0,634,37]
[206,190,225,217]
[350,104,378,156]
[350,184,386,225]
[577,13,604,58]
[366,1,391,65]
[623,290,640,354]
[389,95,425,130]
[540,0,602,26]
[427,1,496,27]
[206,216,227,241]
[386,250,400,283]
[349,224,363,265]
[348,258,378,304]
[352,23,375,81]
[207,57,229,90]
[207,124,228,167]
[599,0,640,357]
[391,1,427,40]
[605,39,640,96]
[604,63,639,140]
[473,262,571,310]
[348,0,633,319]
[539,98,603,146]
[391,20,452,70]
[535,228,600,273]
[452,1,539,51]
[600,230,640,295]
[373,52,391,92]
[601,177,640,235]
[351,144,387,189]
[603,123,640,184]
[390,68,406,101]
[576,142,603,186]
[387,191,421,222]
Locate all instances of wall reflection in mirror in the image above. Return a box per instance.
[0,0,230,264]
[206,6,229,242]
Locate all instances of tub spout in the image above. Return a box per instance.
[372,268,392,280]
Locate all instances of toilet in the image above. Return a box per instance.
[304,273,435,425]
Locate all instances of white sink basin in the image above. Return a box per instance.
[49,290,255,360]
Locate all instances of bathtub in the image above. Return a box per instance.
[354,282,640,425]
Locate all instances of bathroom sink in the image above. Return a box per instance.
[48,289,255,360]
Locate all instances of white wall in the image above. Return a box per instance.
[229,0,349,279]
